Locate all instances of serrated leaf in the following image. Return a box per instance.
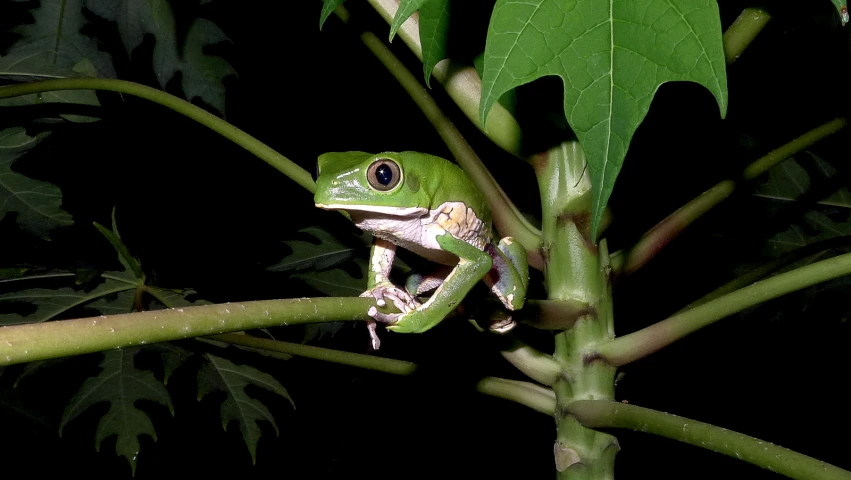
[0,128,74,238]
[765,210,851,257]
[0,54,102,122]
[60,348,173,476]
[480,0,728,239]
[293,257,368,297]
[197,354,294,463]
[390,0,433,40]
[388,0,450,87]
[85,0,235,114]
[832,0,849,25]
[319,0,348,29]
[419,0,451,87]
[94,219,144,280]
[6,0,116,78]
[146,287,212,309]
[269,227,370,273]
[302,322,345,343]
[144,342,194,384]
[0,277,138,325]
[753,155,851,209]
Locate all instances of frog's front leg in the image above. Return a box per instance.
[360,238,420,349]
[376,233,493,334]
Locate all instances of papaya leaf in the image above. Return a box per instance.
[197,354,294,464]
[0,277,138,325]
[85,0,236,114]
[0,128,74,238]
[144,342,194,385]
[94,222,144,281]
[0,54,102,122]
[146,287,212,309]
[293,257,368,297]
[480,0,728,239]
[319,0,348,29]
[753,155,851,209]
[388,0,450,87]
[60,348,173,476]
[6,0,116,78]
[765,210,851,257]
[268,227,370,273]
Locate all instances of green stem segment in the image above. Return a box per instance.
[476,377,556,415]
[595,251,851,367]
[723,8,771,64]
[568,400,851,480]
[210,333,417,375]
[0,297,377,366]
[533,142,618,478]
[0,79,314,192]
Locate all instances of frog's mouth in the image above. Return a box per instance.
[315,203,428,217]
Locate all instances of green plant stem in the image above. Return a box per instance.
[0,79,314,192]
[568,400,851,480]
[612,116,848,275]
[500,340,563,386]
[358,30,544,269]
[361,0,524,156]
[594,251,851,367]
[723,8,771,64]
[0,297,379,366]
[744,117,849,180]
[476,377,556,415]
[209,333,417,375]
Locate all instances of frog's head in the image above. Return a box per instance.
[314,151,433,217]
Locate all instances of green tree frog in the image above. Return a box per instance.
[314,151,529,348]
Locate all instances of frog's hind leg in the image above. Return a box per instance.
[485,237,529,312]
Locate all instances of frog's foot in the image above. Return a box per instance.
[360,283,419,312]
[360,283,421,345]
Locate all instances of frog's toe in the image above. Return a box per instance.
[368,307,403,325]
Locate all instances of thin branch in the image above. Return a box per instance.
[210,333,417,375]
[593,251,851,366]
[0,79,314,192]
[476,377,556,415]
[568,400,851,480]
[0,297,377,366]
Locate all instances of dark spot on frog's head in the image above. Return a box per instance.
[406,171,421,193]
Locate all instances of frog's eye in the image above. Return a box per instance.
[366,158,402,191]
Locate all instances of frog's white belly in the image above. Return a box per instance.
[350,201,491,265]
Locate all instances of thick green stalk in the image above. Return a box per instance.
[0,79,314,192]
[533,142,618,478]
[0,297,378,366]
[595,251,851,367]
[568,400,851,480]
